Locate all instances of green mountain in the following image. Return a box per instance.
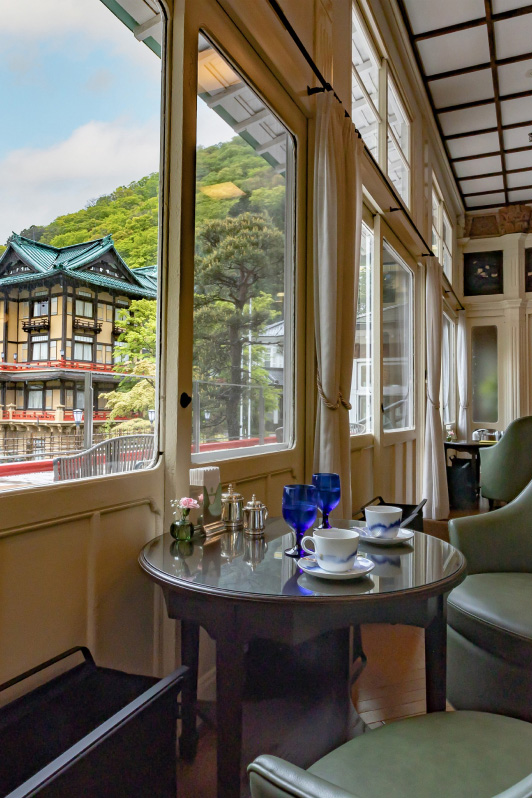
[5,137,285,268]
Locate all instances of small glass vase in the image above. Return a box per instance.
[170,518,194,541]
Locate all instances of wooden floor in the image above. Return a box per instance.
[176,620,451,796]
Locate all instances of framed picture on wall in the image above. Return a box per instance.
[464,251,503,296]
[525,249,532,293]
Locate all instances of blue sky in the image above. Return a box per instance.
[0,0,233,244]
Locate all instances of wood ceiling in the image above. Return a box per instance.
[397,0,532,212]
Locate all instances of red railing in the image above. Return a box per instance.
[6,411,56,420]
[0,409,137,421]
[0,360,116,372]
[0,459,53,476]
[195,435,278,452]
[0,435,281,480]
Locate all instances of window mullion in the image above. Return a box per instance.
[386,124,409,168]
[351,64,381,121]
[378,58,388,172]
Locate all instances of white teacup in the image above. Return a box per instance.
[300,528,360,573]
[364,505,402,539]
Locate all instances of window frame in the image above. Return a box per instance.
[31,335,49,362]
[351,2,382,162]
[75,298,94,319]
[74,335,94,362]
[351,2,412,207]
[432,177,454,280]
[350,217,374,438]
[381,238,415,435]
[189,28,301,465]
[441,309,457,428]
[386,74,411,207]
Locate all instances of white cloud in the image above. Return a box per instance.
[3,0,162,72]
[0,118,160,243]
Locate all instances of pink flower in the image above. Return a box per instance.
[179,497,200,510]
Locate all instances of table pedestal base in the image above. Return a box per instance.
[189,628,362,798]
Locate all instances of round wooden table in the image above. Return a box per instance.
[139,520,466,798]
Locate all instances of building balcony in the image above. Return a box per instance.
[22,317,50,332]
[112,324,126,337]
[0,359,116,373]
[0,408,114,422]
[73,317,102,333]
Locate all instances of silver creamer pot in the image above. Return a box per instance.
[243,495,268,536]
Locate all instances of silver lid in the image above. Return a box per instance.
[245,494,265,509]
[221,483,244,503]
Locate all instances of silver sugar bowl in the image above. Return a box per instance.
[243,494,268,536]
[221,484,244,529]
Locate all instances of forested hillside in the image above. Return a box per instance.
[4,137,285,269]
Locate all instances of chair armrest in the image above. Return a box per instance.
[248,755,361,798]
[493,772,532,798]
[449,482,532,573]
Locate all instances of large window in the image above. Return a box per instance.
[350,223,373,434]
[75,296,94,318]
[472,325,498,423]
[31,335,48,361]
[192,33,294,459]
[432,180,453,280]
[33,298,48,317]
[351,5,381,160]
[352,3,411,206]
[382,243,414,431]
[0,1,163,485]
[74,335,93,362]
[27,384,52,410]
[387,78,410,205]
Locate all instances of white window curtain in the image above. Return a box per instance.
[313,91,364,518]
[422,260,449,519]
[457,310,471,441]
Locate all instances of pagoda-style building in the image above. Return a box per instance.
[0,234,157,458]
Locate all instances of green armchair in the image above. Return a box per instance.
[447,479,532,721]
[248,712,532,798]
[479,415,532,507]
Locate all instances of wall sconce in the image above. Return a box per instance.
[13,353,17,361]
[60,349,65,359]
[73,408,83,427]
[148,408,155,425]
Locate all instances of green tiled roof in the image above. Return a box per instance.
[0,234,157,298]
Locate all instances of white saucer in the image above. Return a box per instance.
[359,528,414,546]
[298,555,375,580]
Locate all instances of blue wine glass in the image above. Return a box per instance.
[282,484,318,558]
[312,473,341,529]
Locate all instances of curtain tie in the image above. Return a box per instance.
[427,390,440,410]
[317,370,352,410]
[459,402,470,409]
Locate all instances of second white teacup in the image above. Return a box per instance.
[301,528,360,573]
[364,505,402,538]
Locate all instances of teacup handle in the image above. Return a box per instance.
[300,536,316,555]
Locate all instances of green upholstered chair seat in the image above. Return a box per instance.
[448,573,532,667]
[248,712,532,798]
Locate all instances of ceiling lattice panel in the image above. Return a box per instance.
[398,0,532,211]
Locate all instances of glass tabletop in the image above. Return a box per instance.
[141,519,464,599]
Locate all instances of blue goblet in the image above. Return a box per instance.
[282,484,318,558]
[312,473,341,529]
